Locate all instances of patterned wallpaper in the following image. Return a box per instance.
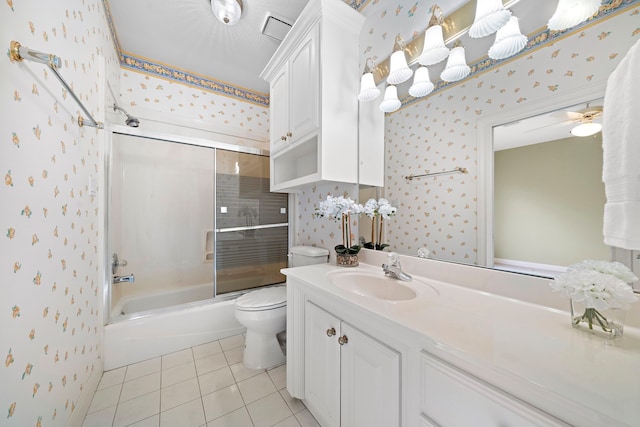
[383,6,639,264]
[0,1,119,426]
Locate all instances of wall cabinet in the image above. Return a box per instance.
[303,300,400,427]
[261,0,369,192]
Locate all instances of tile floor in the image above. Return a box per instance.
[82,334,320,427]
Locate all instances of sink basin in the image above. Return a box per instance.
[329,271,422,301]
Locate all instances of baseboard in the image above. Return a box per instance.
[67,360,103,427]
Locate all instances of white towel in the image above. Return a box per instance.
[602,38,640,250]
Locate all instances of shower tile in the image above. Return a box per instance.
[88,383,122,414]
[120,372,161,403]
[126,357,162,382]
[229,362,264,382]
[195,352,228,376]
[237,372,277,404]
[207,407,254,427]
[295,409,321,427]
[162,360,197,387]
[160,398,205,427]
[220,334,245,351]
[113,390,160,427]
[160,377,201,412]
[162,348,194,370]
[280,389,305,414]
[202,384,245,422]
[98,367,126,390]
[193,340,223,359]
[268,364,287,390]
[198,366,235,395]
[223,347,244,365]
[246,391,293,427]
[273,416,302,427]
[82,404,117,427]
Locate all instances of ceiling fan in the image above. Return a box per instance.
[529,104,604,137]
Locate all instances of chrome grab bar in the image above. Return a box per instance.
[215,222,288,233]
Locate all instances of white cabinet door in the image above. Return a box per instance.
[340,323,401,427]
[288,27,318,145]
[304,301,341,427]
[269,65,289,154]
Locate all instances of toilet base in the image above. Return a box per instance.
[243,329,286,370]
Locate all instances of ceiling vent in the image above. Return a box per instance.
[262,14,293,42]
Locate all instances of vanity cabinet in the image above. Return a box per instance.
[304,301,401,427]
[260,0,368,192]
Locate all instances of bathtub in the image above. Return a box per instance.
[111,282,215,317]
[104,286,245,370]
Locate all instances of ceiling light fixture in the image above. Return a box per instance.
[547,0,601,31]
[211,0,243,26]
[488,16,528,60]
[358,58,381,102]
[468,0,512,38]
[417,5,450,66]
[570,121,602,137]
[387,35,413,85]
[440,41,470,83]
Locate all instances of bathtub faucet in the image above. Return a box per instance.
[113,274,135,284]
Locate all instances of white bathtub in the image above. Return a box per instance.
[111,282,215,318]
[104,287,245,370]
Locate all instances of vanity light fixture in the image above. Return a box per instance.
[440,40,470,83]
[379,85,402,113]
[358,58,381,102]
[468,0,512,38]
[417,5,450,66]
[211,0,243,26]
[387,35,413,85]
[570,121,602,137]
[488,16,528,60]
[547,0,601,31]
[408,66,434,98]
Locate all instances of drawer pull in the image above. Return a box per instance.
[326,327,336,337]
[338,335,348,345]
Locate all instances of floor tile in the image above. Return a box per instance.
[273,416,302,427]
[120,372,161,403]
[246,391,293,427]
[206,407,254,427]
[162,348,194,370]
[198,366,235,395]
[113,390,160,427]
[160,397,205,427]
[229,362,263,382]
[97,367,126,390]
[295,409,320,427]
[88,383,122,414]
[82,405,116,427]
[195,352,228,376]
[268,364,287,390]
[125,357,161,382]
[161,377,201,412]
[237,372,277,404]
[162,360,196,387]
[128,414,160,427]
[279,389,305,414]
[219,335,245,351]
[193,340,223,360]
[223,347,243,365]
[202,384,245,422]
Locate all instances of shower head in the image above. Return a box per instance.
[113,104,140,128]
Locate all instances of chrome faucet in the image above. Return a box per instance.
[113,274,135,284]
[382,252,412,282]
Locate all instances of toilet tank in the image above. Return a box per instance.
[288,246,329,268]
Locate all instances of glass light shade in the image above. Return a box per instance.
[440,45,470,83]
[408,67,434,98]
[212,0,243,25]
[358,72,381,102]
[570,121,602,137]
[418,25,450,66]
[387,50,413,85]
[379,85,401,113]
[488,16,528,60]
[547,0,601,31]
[468,0,512,38]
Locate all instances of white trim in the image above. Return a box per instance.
[476,81,607,268]
[493,258,567,277]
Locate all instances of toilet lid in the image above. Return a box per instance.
[235,286,286,311]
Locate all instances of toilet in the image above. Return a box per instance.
[234,246,329,369]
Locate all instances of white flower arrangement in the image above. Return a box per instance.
[315,195,363,254]
[362,198,397,250]
[550,260,639,333]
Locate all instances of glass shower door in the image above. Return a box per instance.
[215,150,288,294]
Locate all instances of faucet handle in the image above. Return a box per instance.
[387,252,400,267]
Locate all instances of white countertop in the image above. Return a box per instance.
[282,261,640,427]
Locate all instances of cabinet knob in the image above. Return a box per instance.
[281,135,287,141]
[286,131,293,137]
[338,335,348,345]
[326,327,336,337]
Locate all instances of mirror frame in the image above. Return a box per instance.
[476,80,608,270]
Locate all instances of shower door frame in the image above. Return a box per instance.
[103,125,281,325]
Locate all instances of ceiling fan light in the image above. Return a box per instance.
[570,121,602,137]
[418,19,450,66]
[440,43,470,83]
[212,0,243,26]
[358,72,381,102]
[488,16,528,60]
[379,85,401,113]
[547,0,601,31]
[468,0,512,38]
[408,66,434,98]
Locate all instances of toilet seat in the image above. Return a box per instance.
[235,286,286,311]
